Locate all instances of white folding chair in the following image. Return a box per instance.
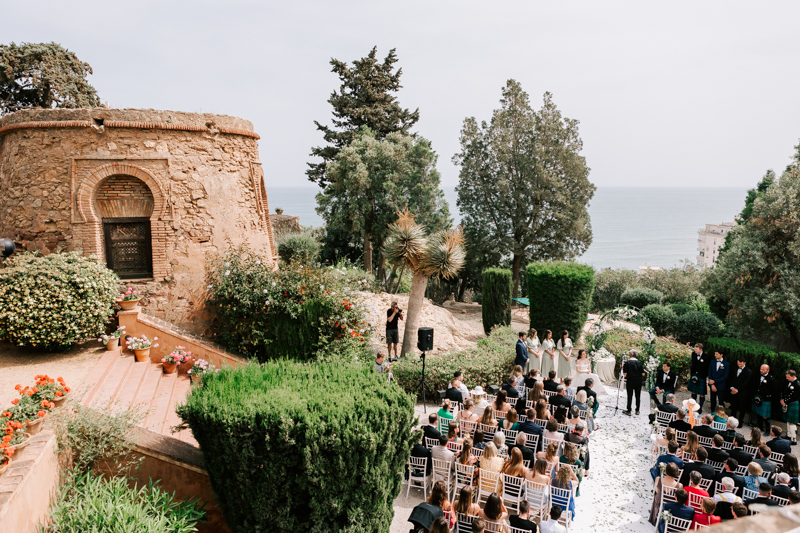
[688,491,705,511]
[655,411,676,428]
[675,430,688,445]
[494,409,507,422]
[438,417,452,435]
[770,451,785,465]
[712,421,727,432]
[694,523,710,530]
[523,460,531,469]
[558,509,573,533]
[720,440,733,450]
[516,383,527,396]
[477,470,500,504]
[655,485,678,532]
[697,436,713,448]
[407,457,431,499]
[525,480,550,520]
[483,519,505,533]
[505,429,519,448]
[509,527,530,533]
[523,433,540,453]
[550,485,573,528]
[455,513,475,533]
[453,462,476,502]
[526,400,535,410]
[543,390,556,400]
[447,441,463,455]
[546,460,559,477]
[460,420,477,437]
[432,458,453,495]
[486,395,497,405]
[578,409,587,420]
[425,437,439,449]
[535,418,548,428]
[470,447,483,459]
[480,423,497,441]
[743,488,758,500]
[558,423,570,434]
[707,460,725,473]
[772,495,790,507]
[542,437,563,455]
[664,516,693,532]
[501,473,525,513]
[518,414,528,423]
[698,478,713,492]
[743,444,758,456]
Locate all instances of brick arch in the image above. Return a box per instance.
[76,162,169,280]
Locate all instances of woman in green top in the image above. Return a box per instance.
[501,408,519,432]
[558,442,583,496]
[438,398,454,420]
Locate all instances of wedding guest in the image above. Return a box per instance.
[535,399,550,422]
[493,431,507,456]
[728,356,753,423]
[707,349,730,413]
[529,381,545,404]
[501,409,519,432]
[472,386,490,418]
[744,462,768,492]
[459,399,480,423]
[525,328,542,374]
[767,425,792,454]
[752,364,777,432]
[543,370,559,393]
[453,486,481,517]
[551,465,577,518]
[658,488,695,533]
[688,343,711,414]
[555,330,573,382]
[478,492,508,523]
[509,500,538,533]
[473,429,486,450]
[692,498,721,528]
[426,481,456,529]
[438,399,454,421]
[540,506,566,533]
[494,390,511,414]
[503,375,521,399]
[512,365,525,387]
[650,362,677,407]
[649,463,683,525]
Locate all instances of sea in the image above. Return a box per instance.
[266,186,748,271]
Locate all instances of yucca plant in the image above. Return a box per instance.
[384,209,466,357]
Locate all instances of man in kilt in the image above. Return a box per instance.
[688,343,711,413]
[780,369,800,445]
[752,364,777,432]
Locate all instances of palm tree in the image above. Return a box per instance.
[384,209,466,357]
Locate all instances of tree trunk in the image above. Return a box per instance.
[401,271,430,357]
[364,233,372,274]
[457,277,467,302]
[511,253,522,298]
[377,253,386,285]
[393,264,406,295]
[386,263,398,292]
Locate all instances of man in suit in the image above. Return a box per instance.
[658,489,695,533]
[679,447,716,486]
[694,414,719,439]
[408,437,433,477]
[649,362,678,407]
[508,432,535,465]
[688,343,711,414]
[715,458,746,490]
[767,425,792,454]
[752,364,777,432]
[651,440,684,480]
[719,416,744,443]
[708,350,730,413]
[543,371,559,393]
[549,385,572,418]
[745,482,780,509]
[509,501,538,533]
[515,331,529,369]
[518,409,544,452]
[502,376,520,399]
[780,369,800,445]
[772,473,793,500]
[728,356,753,424]
[577,378,599,416]
[669,409,692,432]
[728,435,753,466]
[753,445,778,475]
[649,393,679,423]
[622,350,645,416]
[707,434,730,464]
[423,413,442,443]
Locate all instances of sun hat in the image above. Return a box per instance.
[682,399,698,410]
[472,385,485,396]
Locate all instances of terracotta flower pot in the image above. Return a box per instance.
[178,357,194,375]
[134,348,151,362]
[25,417,45,435]
[52,393,68,407]
[10,433,32,460]
[162,362,177,374]
[0,460,9,477]
[106,337,120,351]
[118,299,141,311]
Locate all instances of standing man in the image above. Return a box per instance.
[780,369,800,445]
[386,301,403,359]
[650,362,677,407]
[622,349,646,416]
[752,364,777,432]
[708,350,730,413]
[515,331,530,370]
[688,343,711,414]
[728,356,753,425]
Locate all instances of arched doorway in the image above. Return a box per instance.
[95,175,155,279]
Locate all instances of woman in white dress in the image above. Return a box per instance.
[540,330,556,377]
[574,349,601,389]
[555,330,573,381]
[524,328,542,374]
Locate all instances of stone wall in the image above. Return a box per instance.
[0,108,278,334]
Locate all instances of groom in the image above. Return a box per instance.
[515,331,529,369]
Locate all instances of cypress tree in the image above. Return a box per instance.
[482,268,512,335]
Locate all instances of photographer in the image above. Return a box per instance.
[386,301,403,358]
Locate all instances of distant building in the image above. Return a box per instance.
[697,222,735,267]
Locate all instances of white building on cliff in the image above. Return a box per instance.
[696,222,735,268]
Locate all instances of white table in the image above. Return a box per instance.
[595,358,618,384]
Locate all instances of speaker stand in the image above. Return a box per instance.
[419,351,429,413]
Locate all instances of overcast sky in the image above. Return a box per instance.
[6,1,800,190]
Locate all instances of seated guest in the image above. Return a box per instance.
[707,434,730,463]
[681,431,701,459]
[514,396,528,417]
[772,472,793,500]
[685,471,710,499]
[512,365,525,386]
[472,386,490,418]
[479,443,504,493]
[409,435,432,477]
[445,376,464,404]
[501,447,528,482]
[509,500,537,533]
[479,406,498,430]
[459,399,480,422]
[744,462,769,492]
[471,518,486,533]
[729,435,753,466]
[712,477,743,520]
[431,435,455,480]
[502,376,520,399]
[501,409,519,432]
[753,445,778,475]
[715,458,745,490]
[692,498,721,528]
[712,405,728,424]
[535,399,551,422]
[693,414,719,439]
[649,393,679,425]
[650,361,677,406]
[449,370,471,400]
[577,377,599,417]
[447,422,462,445]
[572,391,594,433]
[453,486,481,517]
[538,441,560,464]
[427,480,456,529]
[493,431,507,457]
[509,431,535,465]
[438,398,454,420]
[524,369,540,390]
[478,492,508,523]
[540,505,566,533]
[567,421,590,475]
[528,458,553,489]
[654,427,677,449]
[719,416,743,443]
[549,385,572,418]
[790,491,800,505]
[658,488,695,533]
[679,447,715,487]
[429,516,449,533]
[544,419,564,443]
[744,482,780,508]
[458,437,478,468]
[783,453,800,490]
[543,371,559,393]
[767,425,792,454]
[749,427,766,448]
[651,440,684,481]
[551,465,577,518]
[559,442,583,496]
[423,413,442,442]
[669,409,692,432]
[563,376,576,400]
[529,381,545,404]
[517,408,544,452]
[649,463,683,525]
[473,429,486,450]
[731,502,749,519]
[494,390,511,414]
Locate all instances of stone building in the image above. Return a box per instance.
[696,221,735,268]
[0,108,277,333]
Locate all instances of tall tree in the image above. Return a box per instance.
[453,80,595,297]
[703,142,800,348]
[307,46,419,187]
[317,128,450,275]
[0,42,101,116]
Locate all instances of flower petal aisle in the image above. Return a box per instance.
[571,385,654,532]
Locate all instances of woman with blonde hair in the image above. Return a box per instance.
[479,405,498,428]
[525,328,542,373]
[501,446,527,478]
[745,462,768,491]
[551,464,576,518]
[452,486,480,517]
[528,381,544,404]
[479,442,504,493]
[681,430,700,459]
[512,365,525,386]
[559,442,583,495]
[537,440,560,466]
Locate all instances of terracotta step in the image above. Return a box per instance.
[144,371,178,434]
[86,354,135,408]
[80,350,122,406]
[114,359,150,413]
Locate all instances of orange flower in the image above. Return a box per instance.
[1,412,10,418]
[2,436,10,443]
[26,391,33,396]
[14,384,21,391]
[41,400,49,407]
[31,387,38,393]
[55,391,63,397]
[37,411,46,418]
[11,399,18,405]
[64,387,71,393]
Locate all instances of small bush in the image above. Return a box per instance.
[669,303,695,316]
[44,472,205,533]
[620,287,664,309]
[675,310,723,345]
[426,277,456,305]
[481,268,512,335]
[393,327,517,398]
[527,262,595,341]
[592,268,638,312]
[0,252,119,349]
[176,360,416,533]
[277,230,320,263]
[641,304,678,337]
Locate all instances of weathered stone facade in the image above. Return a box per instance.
[0,108,277,333]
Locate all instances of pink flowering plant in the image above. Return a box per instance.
[127,335,158,350]
[98,325,126,343]
[188,359,216,378]
[162,346,191,365]
[118,287,141,301]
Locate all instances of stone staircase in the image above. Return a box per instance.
[81,349,197,447]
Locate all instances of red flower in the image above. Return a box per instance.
[1,412,10,418]
[14,384,20,391]
[37,411,46,418]
[55,391,63,397]
[10,399,17,406]
[64,387,71,393]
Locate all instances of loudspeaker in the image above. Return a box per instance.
[417,327,434,352]
[486,384,500,396]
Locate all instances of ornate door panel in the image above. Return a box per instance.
[103,218,153,279]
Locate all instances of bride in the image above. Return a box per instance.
[574,349,601,389]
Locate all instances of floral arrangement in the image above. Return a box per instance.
[127,335,158,351]
[658,462,667,476]
[118,287,141,301]
[98,326,126,344]
[188,359,216,379]
[29,374,70,403]
[162,346,192,365]
[660,510,673,524]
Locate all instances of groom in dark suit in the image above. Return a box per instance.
[649,362,678,406]
[515,332,529,369]
[708,350,730,413]
[622,350,646,415]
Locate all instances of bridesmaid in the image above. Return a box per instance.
[541,330,556,377]
[525,328,542,374]
[556,330,573,382]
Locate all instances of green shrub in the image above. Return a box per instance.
[176,360,416,533]
[277,230,320,263]
[638,266,704,305]
[44,472,205,533]
[0,252,118,349]
[426,277,456,305]
[620,287,664,309]
[641,304,678,336]
[669,303,695,316]
[675,310,723,345]
[527,262,595,341]
[591,268,638,312]
[393,327,517,398]
[603,328,692,382]
[481,268,512,335]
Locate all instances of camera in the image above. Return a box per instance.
[388,356,398,363]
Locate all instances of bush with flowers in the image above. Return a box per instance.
[162,346,191,365]
[207,247,375,362]
[126,335,159,351]
[188,359,216,380]
[118,286,141,301]
[0,251,119,349]
[98,326,126,344]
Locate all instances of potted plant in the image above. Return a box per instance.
[275,207,284,215]
[117,287,142,310]
[1,419,30,461]
[30,375,70,407]
[188,359,216,384]
[127,335,159,362]
[7,394,49,435]
[0,457,9,477]
[161,346,191,374]
[98,326,126,351]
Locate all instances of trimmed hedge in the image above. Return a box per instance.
[481,268,512,335]
[393,327,517,399]
[675,310,722,345]
[620,287,664,309]
[641,304,678,336]
[527,262,595,341]
[669,303,695,316]
[177,360,416,533]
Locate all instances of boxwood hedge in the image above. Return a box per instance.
[176,360,416,533]
[527,262,595,341]
[481,268,512,335]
